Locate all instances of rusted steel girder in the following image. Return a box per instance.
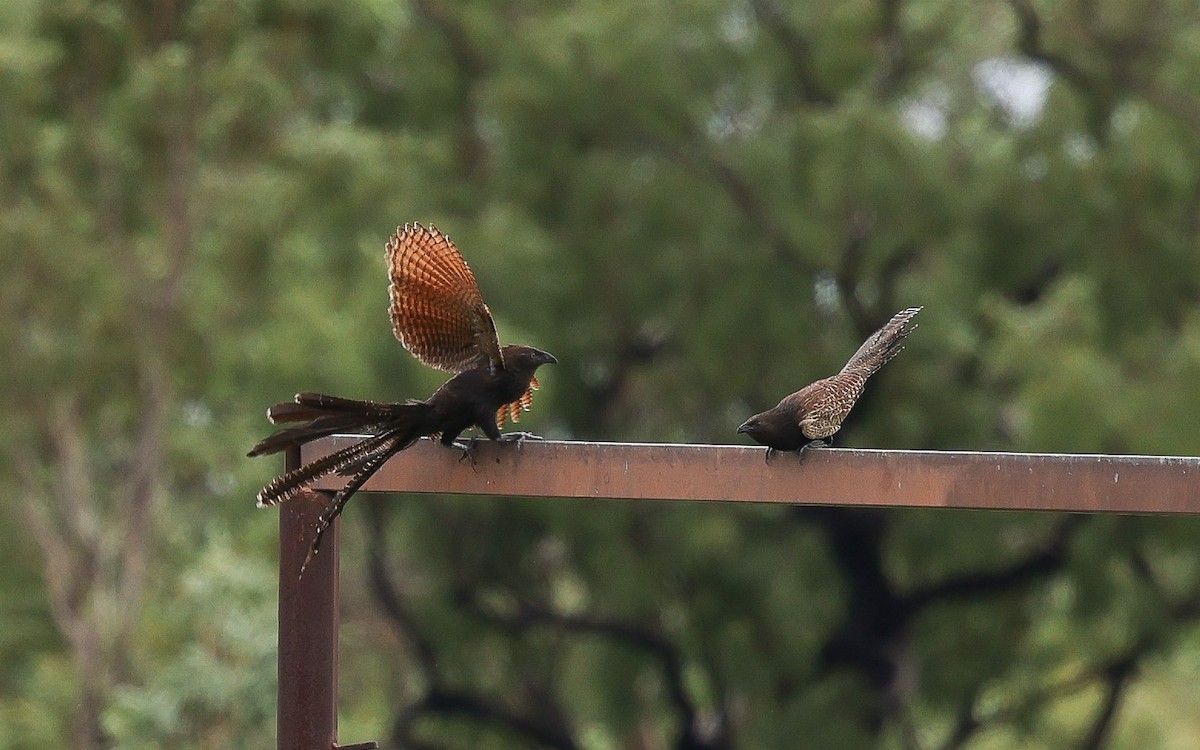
[277,445,380,750]
[277,439,1199,749]
[302,438,1200,515]
[277,447,340,750]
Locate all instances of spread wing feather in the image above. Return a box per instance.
[387,223,504,373]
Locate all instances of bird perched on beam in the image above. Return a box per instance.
[249,223,557,561]
[737,307,921,459]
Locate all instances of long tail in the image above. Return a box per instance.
[249,393,432,506]
[840,307,922,380]
[254,430,396,507]
[247,392,418,457]
[302,428,421,572]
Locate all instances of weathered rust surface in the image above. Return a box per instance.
[302,438,1200,515]
[278,440,1199,746]
[278,446,339,750]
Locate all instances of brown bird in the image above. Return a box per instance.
[737,307,921,459]
[249,223,557,560]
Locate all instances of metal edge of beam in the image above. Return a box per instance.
[299,437,1200,515]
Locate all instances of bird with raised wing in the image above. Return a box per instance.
[249,223,556,561]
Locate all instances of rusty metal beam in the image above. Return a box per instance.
[301,438,1200,515]
[278,446,340,750]
[277,439,1199,747]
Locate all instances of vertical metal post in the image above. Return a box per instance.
[278,445,339,750]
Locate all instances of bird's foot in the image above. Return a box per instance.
[764,447,777,465]
[454,436,479,460]
[797,439,830,461]
[499,431,543,450]
[452,437,481,470]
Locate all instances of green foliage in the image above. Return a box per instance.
[103,538,277,749]
[3,0,1200,748]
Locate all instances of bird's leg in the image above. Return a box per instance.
[452,436,481,470]
[764,447,777,465]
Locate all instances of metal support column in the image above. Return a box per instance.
[277,445,339,750]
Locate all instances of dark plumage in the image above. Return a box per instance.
[249,224,556,562]
[737,307,921,458]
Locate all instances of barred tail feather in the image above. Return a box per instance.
[840,307,922,379]
[254,430,397,507]
[252,400,434,507]
[334,428,422,477]
[303,431,418,570]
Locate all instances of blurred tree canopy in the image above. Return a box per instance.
[3,0,1200,749]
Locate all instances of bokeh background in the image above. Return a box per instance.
[5,1,1200,748]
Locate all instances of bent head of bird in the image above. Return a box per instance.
[736,407,805,450]
[736,415,761,438]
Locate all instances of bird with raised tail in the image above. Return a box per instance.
[737,307,921,460]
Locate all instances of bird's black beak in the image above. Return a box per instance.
[736,421,751,434]
[537,350,558,366]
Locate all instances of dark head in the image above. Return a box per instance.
[501,344,558,374]
[736,408,797,449]
[736,414,762,438]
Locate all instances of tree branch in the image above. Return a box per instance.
[873,0,909,98]
[367,504,583,750]
[748,0,835,105]
[1076,652,1138,750]
[799,507,903,708]
[361,497,438,673]
[461,591,731,750]
[1006,0,1095,92]
[904,515,1083,610]
[403,687,579,750]
[411,0,490,175]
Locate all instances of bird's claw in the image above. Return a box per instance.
[761,440,828,466]
[499,431,543,449]
[797,439,829,461]
[453,437,477,459]
[453,438,480,470]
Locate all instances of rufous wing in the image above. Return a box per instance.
[387,223,505,373]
